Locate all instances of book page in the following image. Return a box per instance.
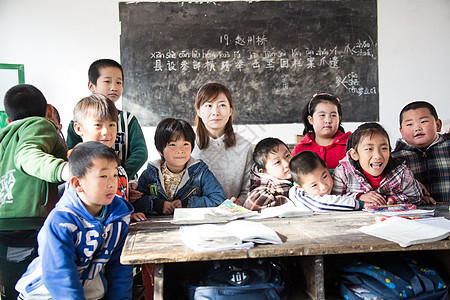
[179,224,254,251]
[223,220,282,244]
[171,207,229,225]
[358,217,450,247]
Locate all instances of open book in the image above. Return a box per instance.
[179,220,283,252]
[358,216,450,247]
[172,200,312,224]
[171,200,257,225]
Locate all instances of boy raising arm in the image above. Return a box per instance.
[16,142,134,299]
[0,84,68,300]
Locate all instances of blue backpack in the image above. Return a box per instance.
[335,254,449,300]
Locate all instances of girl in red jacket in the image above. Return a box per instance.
[292,92,351,170]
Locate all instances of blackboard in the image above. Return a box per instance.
[119,1,378,126]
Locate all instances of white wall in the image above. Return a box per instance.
[1,0,449,167]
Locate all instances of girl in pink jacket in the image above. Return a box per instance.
[332,122,422,206]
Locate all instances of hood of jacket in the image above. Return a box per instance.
[57,184,134,223]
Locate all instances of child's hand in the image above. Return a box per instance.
[162,201,176,214]
[131,212,147,222]
[229,197,243,206]
[418,182,436,205]
[128,182,143,202]
[359,191,387,206]
[386,198,396,205]
[172,200,182,208]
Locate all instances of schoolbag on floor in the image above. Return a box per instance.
[184,259,293,300]
[335,254,449,300]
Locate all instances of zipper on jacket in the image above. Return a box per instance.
[180,188,196,201]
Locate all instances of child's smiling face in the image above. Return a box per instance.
[75,115,117,148]
[298,165,333,196]
[350,133,390,177]
[161,134,192,174]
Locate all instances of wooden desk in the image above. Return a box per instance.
[121,204,450,299]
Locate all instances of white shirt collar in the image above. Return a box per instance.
[209,134,225,146]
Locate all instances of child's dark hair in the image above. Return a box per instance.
[154,118,196,159]
[69,141,120,178]
[88,59,124,85]
[346,122,391,152]
[289,151,327,185]
[399,101,439,126]
[51,105,61,125]
[73,94,118,125]
[346,122,397,176]
[301,92,345,135]
[4,84,47,121]
[253,137,290,170]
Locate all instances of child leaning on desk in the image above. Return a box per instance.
[16,142,134,300]
[243,137,293,211]
[133,117,227,216]
[289,151,365,211]
[133,118,227,300]
[332,122,422,206]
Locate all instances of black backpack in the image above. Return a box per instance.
[184,259,294,300]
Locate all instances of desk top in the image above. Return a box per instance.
[121,204,450,265]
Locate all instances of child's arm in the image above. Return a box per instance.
[331,166,350,196]
[388,167,423,204]
[289,186,363,211]
[358,191,390,206]
[124,114,148,179]
[17,119,67,182]
[103,219,133,300]
[243,186,290,211]
[185,168,227,208]
[40,214,86,298]
[133,170,165,215]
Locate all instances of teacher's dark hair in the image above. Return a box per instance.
[194,83,236,150]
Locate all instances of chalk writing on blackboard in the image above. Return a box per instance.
[119,1,378,126]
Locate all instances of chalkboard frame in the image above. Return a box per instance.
[119,1,378,126]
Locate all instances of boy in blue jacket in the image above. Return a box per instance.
[16,142,134,300]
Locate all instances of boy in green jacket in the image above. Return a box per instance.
[0,84,68,300]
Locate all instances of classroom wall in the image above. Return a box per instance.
[1,0,449,169]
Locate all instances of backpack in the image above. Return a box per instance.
[184,259,293,300]
[334,254,449,300]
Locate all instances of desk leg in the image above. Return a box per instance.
[153,264,164,300]
[299,255,324,300]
